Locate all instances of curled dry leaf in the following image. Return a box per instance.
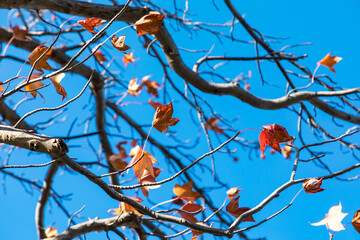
[204,117,224,134]
[226,196,255,222]
[12,25,28,41]
[311,202,348,232]
[93,50,107,64]
[352,209,360,234]
[173,181,202,203]
[28,44,53,72]
[128,78,142,96]
[78,17,101,34]
[303,178,325,194]
[45,227,58,237]
[25,73,45,99]
[259,123,294,153]
[152,101,180,132]
[123,52,137,67]
[178,202,204,223]
[111,35,131,52]
[108,141,128,170]
[135,13,166,36]
[282,145,294,159]
[108,196,143,216]
[226,187,242,200]
[318,53,342,73]
[50,73,67,101]
[141,75,160,97]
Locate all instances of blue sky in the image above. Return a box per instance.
[1,1,360,240]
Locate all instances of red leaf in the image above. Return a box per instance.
[178,202,204,223]
[226,196,255,222]
[152,102,180,132]
[78,18,101,34]
[259,124,294,153]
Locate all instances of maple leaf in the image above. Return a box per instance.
[148,98,162,110]
[352,209,360,234]
[152,102,180,132]
[28,44,53,72]
[141,75,160,97]
[311,202,348,232]
[108,141,128,170]
[140,167,162,198]
[178,202,204,223]
[12,25,28,41]
[204,117,224,134]
[303,178,325,194]
[282,145,294,159]
[111,35,131,52]
[108,197,143,216]
[50,73,67,101]
[226,187,242,200]
[128,78,142,96]
[45,227,58,237]
[226,196,255,222]
[173,181,202,202]
[135,13,166,36]
[318,53,342,73]
[94,50,107,64]
[122,52,137,67]
[25,73,45,99]
[78,18,101,34]
[259,123,294,153]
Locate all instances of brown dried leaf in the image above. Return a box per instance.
[226,196,255,222]
[25,73,45,99]
[128,78,142,96]
[352,209,360,234]
[179,202,204,223]
[94,50,107,64]
[152,102,180,132]
[135,13,165,36]
[111,35,131,52]
[50,73,67,101]
[303,178,325,194]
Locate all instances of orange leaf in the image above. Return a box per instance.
[226,187,242,200]
[94,50,107,64]
[28,44,53,72]
[108,141,128,170]
[318,53,342,73]
[140,167,162,198]
[226,197,255,222]
[109,197,143,216]
[128,147,157,184]
[135,13,165,36]
[352,209,360,234]
[111,35,131,52]
[45,227,58,237]
[259,123,294,153]
[128,78,142,96]
[0,84,3,93]
[178,202,204,223]
[78,18,101,34]
[204,118,224,134]
[25,73,45,99]
[311,202,348,231]
[148,98,162,110]
[50,73,67,101]
[12,25,28,41]
[141,75,160,97]
[122,52,137,67]
[152,102,180,132]
[303,178,325,194]
[173,181,202,203]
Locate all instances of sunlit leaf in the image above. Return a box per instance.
[122,52,137,67]
[152,102,180,132]
[352,209,360,234]
[28,44,53,72]
[25,73,45,99]
[128,78,142,96]
[259,124,294,153]
[135,13,165,36]
[311,202,348,232]
[318,53,342,73]
[108,197,143,216]
[50,73,67,101]
[78,18,101,34]
[111,35,131,52]
[226,187,242,200]
[173,181,202,203]
[45,227,58,237]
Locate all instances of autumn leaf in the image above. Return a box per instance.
[352,209,360,234]
[111,35,131,52]
[130,139,138,147]
[141,75,160,97]
[318,53,342,73]
[259,123,294,153]
[94,50,107,64]
[152,101,180,132]
[173,181,202,202]
[108,197,143,216]
[178,202,204,223]
[226,187,242,200]
[78,17,101,34]
[140,167,162,198]
[311,202,348,232]
[122,52,137,67]
[28,44,53,72]
[12,25,28,41]
[128,78,142,96]
[45,227,58,237]
[148,98,162,110]
[204,117,224,134]
[108,141,128,170]
[303,178,325,194]
[226,196,255,222]
[0,84,3,93]
[50,73,67,101]
[25,73,45,99]
[135,13,166,36]
[282,145,294,159]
